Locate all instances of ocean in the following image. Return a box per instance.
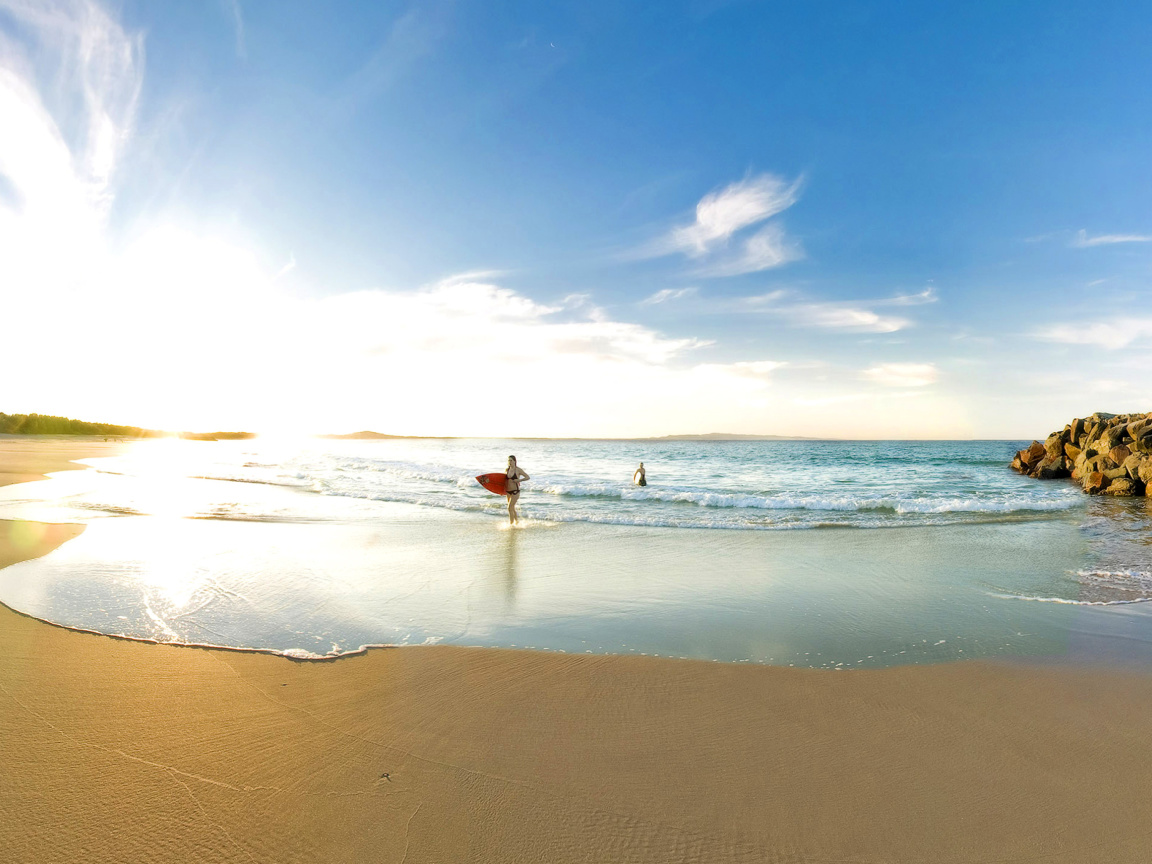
[2,437,1150,667]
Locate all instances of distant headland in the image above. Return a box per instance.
[0,413,255,442]
[319,431,451,440]
[643,432,819,442]
[320,430,818,441]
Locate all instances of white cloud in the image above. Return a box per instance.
[0,0,141,296]
[640,287,696,305]
[1035,318,1152,349]
[861,363,939,387]
[877,287,937,306]
[1073,229,1152,247]
[671,173,800,256]
[745,291,919,333]
[784,303,909,333]
[740,288,937,333]
[702,222,803,276]
[638,172,803,276]
[0,0,142,199]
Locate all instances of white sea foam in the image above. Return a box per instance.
[986,592,1152,606]
[1077,569,1152,582]
[535,482,1080,513]
[307,479,1079,523]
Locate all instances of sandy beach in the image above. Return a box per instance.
[4,439,1152,862]
[0,436,124,489]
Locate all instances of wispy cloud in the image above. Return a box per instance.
[861,363,938,387]
[789,305,910,333]
[0,0,142,210]
[701,222,803,276]
[1035,318,1152,349]
[338,4,451,112]
[745,289,937,333]
[640,287,696,305]
[671,174,800,256]
[1072,229,1152,247]
[876,287,937,306]
[638,172,803,276]
[222,0,246,60]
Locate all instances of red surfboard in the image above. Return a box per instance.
[476,473,508,495]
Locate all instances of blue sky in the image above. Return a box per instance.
[1,0,1150,436]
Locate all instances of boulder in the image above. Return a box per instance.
[1123,453,1146,481]
[1110,444,1132,465]
[1104,477,1137,497]
[1013,442,1046,474]
[1127,417,1152,440]
[1037,458,1069,479]
[1086,454,1113,473]
[1065,443,1081,461]
[1140,459,1152,487]
[1085,434,1114,457]
[1084,471,1107,494]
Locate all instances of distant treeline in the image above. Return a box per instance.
[0,413,255,441]
[0,412,161,437]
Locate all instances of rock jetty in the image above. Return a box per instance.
[1011,412,1152,496]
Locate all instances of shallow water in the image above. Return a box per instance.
[1,437,1150,667]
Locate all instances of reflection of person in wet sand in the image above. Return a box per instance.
[505,455,530,524]
[633,462,647,486]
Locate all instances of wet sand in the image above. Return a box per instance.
[0,435,124,488]
[4,438,1152,862]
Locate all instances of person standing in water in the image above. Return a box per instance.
[505,455,530,524]
[633,462,647,486]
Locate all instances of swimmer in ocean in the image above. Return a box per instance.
[633,462,647,486]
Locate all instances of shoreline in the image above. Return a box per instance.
[0,435,126,488]
[6,439,1152,860]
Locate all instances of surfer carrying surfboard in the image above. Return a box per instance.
[633,462,647,487]
[505,455,530,524]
